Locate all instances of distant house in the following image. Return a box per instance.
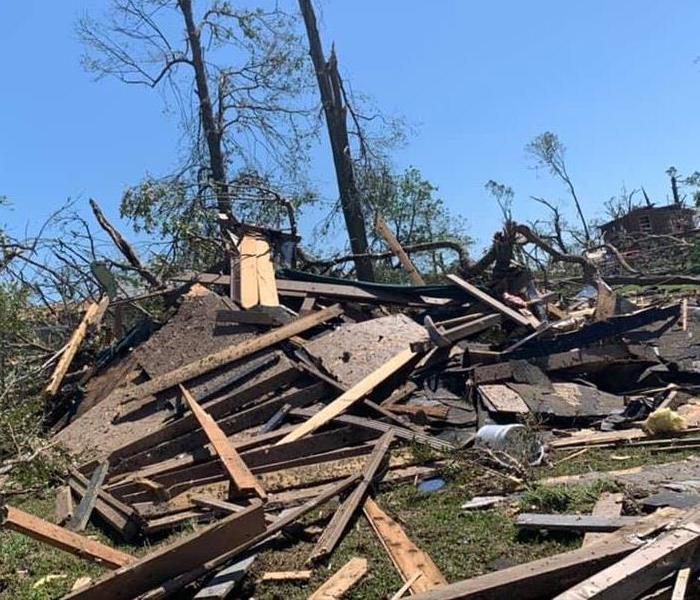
[600,204,698,245]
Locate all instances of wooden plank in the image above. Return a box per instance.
[442,313,501,343]
[215,309,279,326]
[179,385,267,501]
[255,237,279,307]
[1,504,134,569]
[407,509,680,600]
[516,513,636,533]
[364,496,447,593]
[309,557,368,600]
[390,572,423,600]
[260,570,312,582]
[54,485,74,526]
[583,492,624,548]
[62,502,265,600]
[554,508,700,600]
[478,384,529,414]
[45,296,110,397]
[193,554,256,599]
[67,462,109,532]
[310,430,394,562]
[595,280,617,321]
[115,305,340,405]
[278,348,417,444]
[239,234,259,308]
[375,214,426,285]
[672,567,692,600]
[447,274,536,329]
[134,474,362,599]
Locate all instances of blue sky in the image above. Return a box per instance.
[2,0,700,255]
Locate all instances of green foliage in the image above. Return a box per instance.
[520,481,621,514]
[355,165,472,282]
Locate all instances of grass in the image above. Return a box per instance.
[1,445,696,599]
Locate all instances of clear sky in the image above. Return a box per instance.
[2,0,700,255]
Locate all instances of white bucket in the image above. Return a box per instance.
[475,424,544,465]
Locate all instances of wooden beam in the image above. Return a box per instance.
[179,385,266,501]
[309,557,368,600]
[255,237,279,307]
[447,274,537,329]
[364,496,446,593]
[260,570,312,582]
[1,504,134,569]
[375,214,425,285]
[238,234,259,308]
[555,509,700,599]
[672,567,692,600]
[278,348,417,444]
[516,513,636,533]
[408,509,679,600]
[45,296,110,397]
[116,305,341,405]
[310,430,394,562]
[390,572,423,600]
[67,462,109,532]
[582,492,624,548]
[193,554,257,600]
[62,502,265,600]
[134,474,362,599]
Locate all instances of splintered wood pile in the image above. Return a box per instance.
[8,254,700,600]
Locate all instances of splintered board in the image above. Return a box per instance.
[238,234,279,309]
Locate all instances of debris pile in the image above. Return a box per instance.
[5,228,700,600]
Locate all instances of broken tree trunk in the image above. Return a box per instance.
[298,0,374,281]
[179,384,267,501]
[0,504,134,569]
[44,296,110,398]
[89,198,162,288]
[375,214,426,285]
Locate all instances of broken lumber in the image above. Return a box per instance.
[363,496,447,593]
[0,504,134,569]
[45,296,110,397]
[582,492,624,548]
[255,236,279,307]
[672,567,692,600]
[62,501,265,600]
[309,557,368,600]
[408,509,679,600]
[67,461,109,532]
[516,513,637,533]
[116,304,341,405]
[179,384,267,501]
[310,430,394,562]
[239,234,259,308]
[260,570,312,582]
[555,508,700,599]
[54,485,74,526]
[447,274,537,329]
[193,554,257,600]
[278,347,417,444]
[376,214,426,285]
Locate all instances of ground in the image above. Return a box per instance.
[1,445,696,599]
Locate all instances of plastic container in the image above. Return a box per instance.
[475,424,544,465]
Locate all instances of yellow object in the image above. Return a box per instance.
[643,408,687,434]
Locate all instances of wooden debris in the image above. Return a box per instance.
[672,567,692,600]
[67,461,109,532]
[363,496,447,593]
[278,348,417,444]
[54,485,74,526]
[62,501,265,600]
[45,296,110,397]
[0,504,134,569]
[194,554,257,599]
[582,492,624,548]
[260,570,313,582]
[309,557,368,600]
[516,513,637,533]
[179,384,267,501]
[310,430,394,562]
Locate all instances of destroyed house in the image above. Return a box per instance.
[600,203,697,245]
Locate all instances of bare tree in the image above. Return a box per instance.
[526,132,591,244]
[298,0,374,281]
[78,0,315,223]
